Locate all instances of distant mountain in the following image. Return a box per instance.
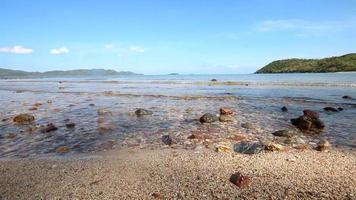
[0,68,142,78]
[255,53,356,73]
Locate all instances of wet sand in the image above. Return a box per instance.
[1,148,355,199]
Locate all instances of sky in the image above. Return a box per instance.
[0,0,356,74]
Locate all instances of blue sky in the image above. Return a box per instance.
[0,0,356,74]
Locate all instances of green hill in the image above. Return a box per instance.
[0,68,141,78]
[256,53,356,73]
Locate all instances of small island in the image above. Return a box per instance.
[256,53,356,73]
[0,68,142,79]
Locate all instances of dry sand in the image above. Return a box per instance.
[0,148,355,200]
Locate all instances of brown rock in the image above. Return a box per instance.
[303,110,319,119]
[220,107,235,115]
[316,139,331,151]
[265,143,284,151]
[40,123,58,133]
[215,144,232,153]
[219,115,234,122]
[229,172,251,188]
[66,122,76,129]
[13,114,35,124]
[56,146,70,153]
[199,113,218,123]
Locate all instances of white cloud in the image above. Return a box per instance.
[0,45,34,54]
[50,47,69,55]
[105,44,114,49]
[129,46,145,53]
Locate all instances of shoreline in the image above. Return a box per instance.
[1,148,355,199]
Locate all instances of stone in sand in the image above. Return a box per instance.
[215,144,232,153]
[13,114,35,124]
[316,139,331,151]
[219,115,234,122]
[233,141,264,154]
[162,135,173,145]
[229,172,251,188]
[199,113,218,123]
[265,143,285,151]
[135,108,153,117]
[40,123,58,133]
[241,122,255,129]
[281,106,288,112]
[272,130,297,138]
[220,107,235,115]
[324,107,338,112]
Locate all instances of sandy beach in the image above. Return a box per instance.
[1,148,355,199]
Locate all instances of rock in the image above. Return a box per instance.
[13,114,35,124]
[29,107,38,111]
[303,110,319,119]
[219,115,234,122]
[47,100,53,104]
[199,113,218,123]
[241,122,255,129]
[233,141,264,154]
[211,79,217,82]
[187,133,211,140]
[316,139,331,151]
[56,146,70,153]
[229,172,251,188]
[337,107,344,111]
[151,192,162,199]
[265,143,284,151]
[342,95,353,99]
[272,130,297,138]
[215,144,232,153]
[162,135,173,145]
[97,108,112,116]
[135,108,153,116]
[281,106,288,112]
[220,107,235,115]
[89,103,95,106]
[291,116,312,130]
[40,123,58,133]
[65,122,76,129]
[324,107,338,112]
[33,102,42,107]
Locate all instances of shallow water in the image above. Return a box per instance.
[0,73,355,158]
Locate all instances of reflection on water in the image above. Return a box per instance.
[0,73,355,158]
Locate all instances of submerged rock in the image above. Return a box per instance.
[200,113,218,123]
[220,107,235,115]
[281,106,288,112]
[40,123,58,133]
[56,146,70,153]
[342,95,353,99]
[162,135,173,145]
[233,141,264,154]
[337,107,344,111]
[65,122,76,129]
[291,110,325,132]
[13,114,35,124]
[241,122,255,130]
[324,107,338,112]
[229,172,251,188]
[135,108,153,117]
[211,79,217,82]
[272,130,298,138]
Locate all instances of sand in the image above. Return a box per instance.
[0,148,355,200]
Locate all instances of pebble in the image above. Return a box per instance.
[13,114,35,124]
[241,122,255,129]
[162,135,173,145]
[56,146,70,153]
[229,172,251,188]
[135,108,153,117]
[233,141,264,154]
[199,113,218,123]
[40,123,58,133]
[316,139,331,151]
[281,106,288,112]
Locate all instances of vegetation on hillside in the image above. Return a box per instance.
[256,53,356,73]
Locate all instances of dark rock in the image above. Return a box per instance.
[337,107,344,111]
[219,115,234,122]
[162,135,173,145]
[211,79,217,82]
[187,133,212,140]
[241,122,255,129]
[89,103,95,106]
[281,106,288,112]
[220,107,235,115]
[199,113,218,123]
[291,116,312,130]
[40,123,58,133]
[66,123,76,129]
[229,172,251,187]
[13,114,35,124]
[303,110,319,119]
[313,118,325,129]
[233,141,264,154]
[342,95,352,99]
[324,107,338,112]
[135,108,153,116]
[272,130,297,138]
